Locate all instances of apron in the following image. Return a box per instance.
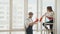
[26,26,33,34]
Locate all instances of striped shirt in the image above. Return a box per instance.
[24,18,33,28]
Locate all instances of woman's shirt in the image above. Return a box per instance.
[24,18,33,28]
[43,11,54,20]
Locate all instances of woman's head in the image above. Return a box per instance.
[47,6,53,12]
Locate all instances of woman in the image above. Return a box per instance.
[40,6,54,34]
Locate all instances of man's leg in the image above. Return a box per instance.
[26,26,33,34]
[26,29,32,34]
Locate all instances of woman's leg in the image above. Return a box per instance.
[50,20,53,34]
[50,25,53,34]
[43,21,51,29]
[43,23,48,29]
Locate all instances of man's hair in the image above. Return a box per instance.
[29,12,33,15]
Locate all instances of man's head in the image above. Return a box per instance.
[28,12,33,18]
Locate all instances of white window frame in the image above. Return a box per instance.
[0,0,57,34]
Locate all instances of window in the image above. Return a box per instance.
[12,32,25,34]
[12,0,24,29]
[0,32,9,34]
[0,0,10,30]
[0,0,56,34]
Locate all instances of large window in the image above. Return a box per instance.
[0,0,56,34]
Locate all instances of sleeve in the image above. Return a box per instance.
[24,19,30,28]
[42,12,47,17]
[40,13,47,22]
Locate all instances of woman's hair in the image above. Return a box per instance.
[47,6,53,11]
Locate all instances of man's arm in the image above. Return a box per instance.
[29,22,35,26]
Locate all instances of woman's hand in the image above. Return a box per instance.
[34,18,38,22]
[40,17,42,22]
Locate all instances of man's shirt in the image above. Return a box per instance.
[24,18,33,28]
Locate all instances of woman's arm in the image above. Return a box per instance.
[40,13,47,22]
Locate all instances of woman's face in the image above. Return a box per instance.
[47,9,51,12]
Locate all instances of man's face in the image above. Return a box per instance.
[29,15,33,18]
[28,12,33,18]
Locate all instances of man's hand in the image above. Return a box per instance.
[29,22,34,26]
[29,18,39,26]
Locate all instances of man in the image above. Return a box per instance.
[25,12,38,34]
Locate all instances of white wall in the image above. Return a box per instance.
[57,0,60,34]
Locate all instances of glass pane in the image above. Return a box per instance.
[12,31,39,34]
[33,31,37,34]
[12,32,25,34]
[28,0,37,30]
[0,32,9,34]
[0,0,10,30]
[12,0,24,29]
